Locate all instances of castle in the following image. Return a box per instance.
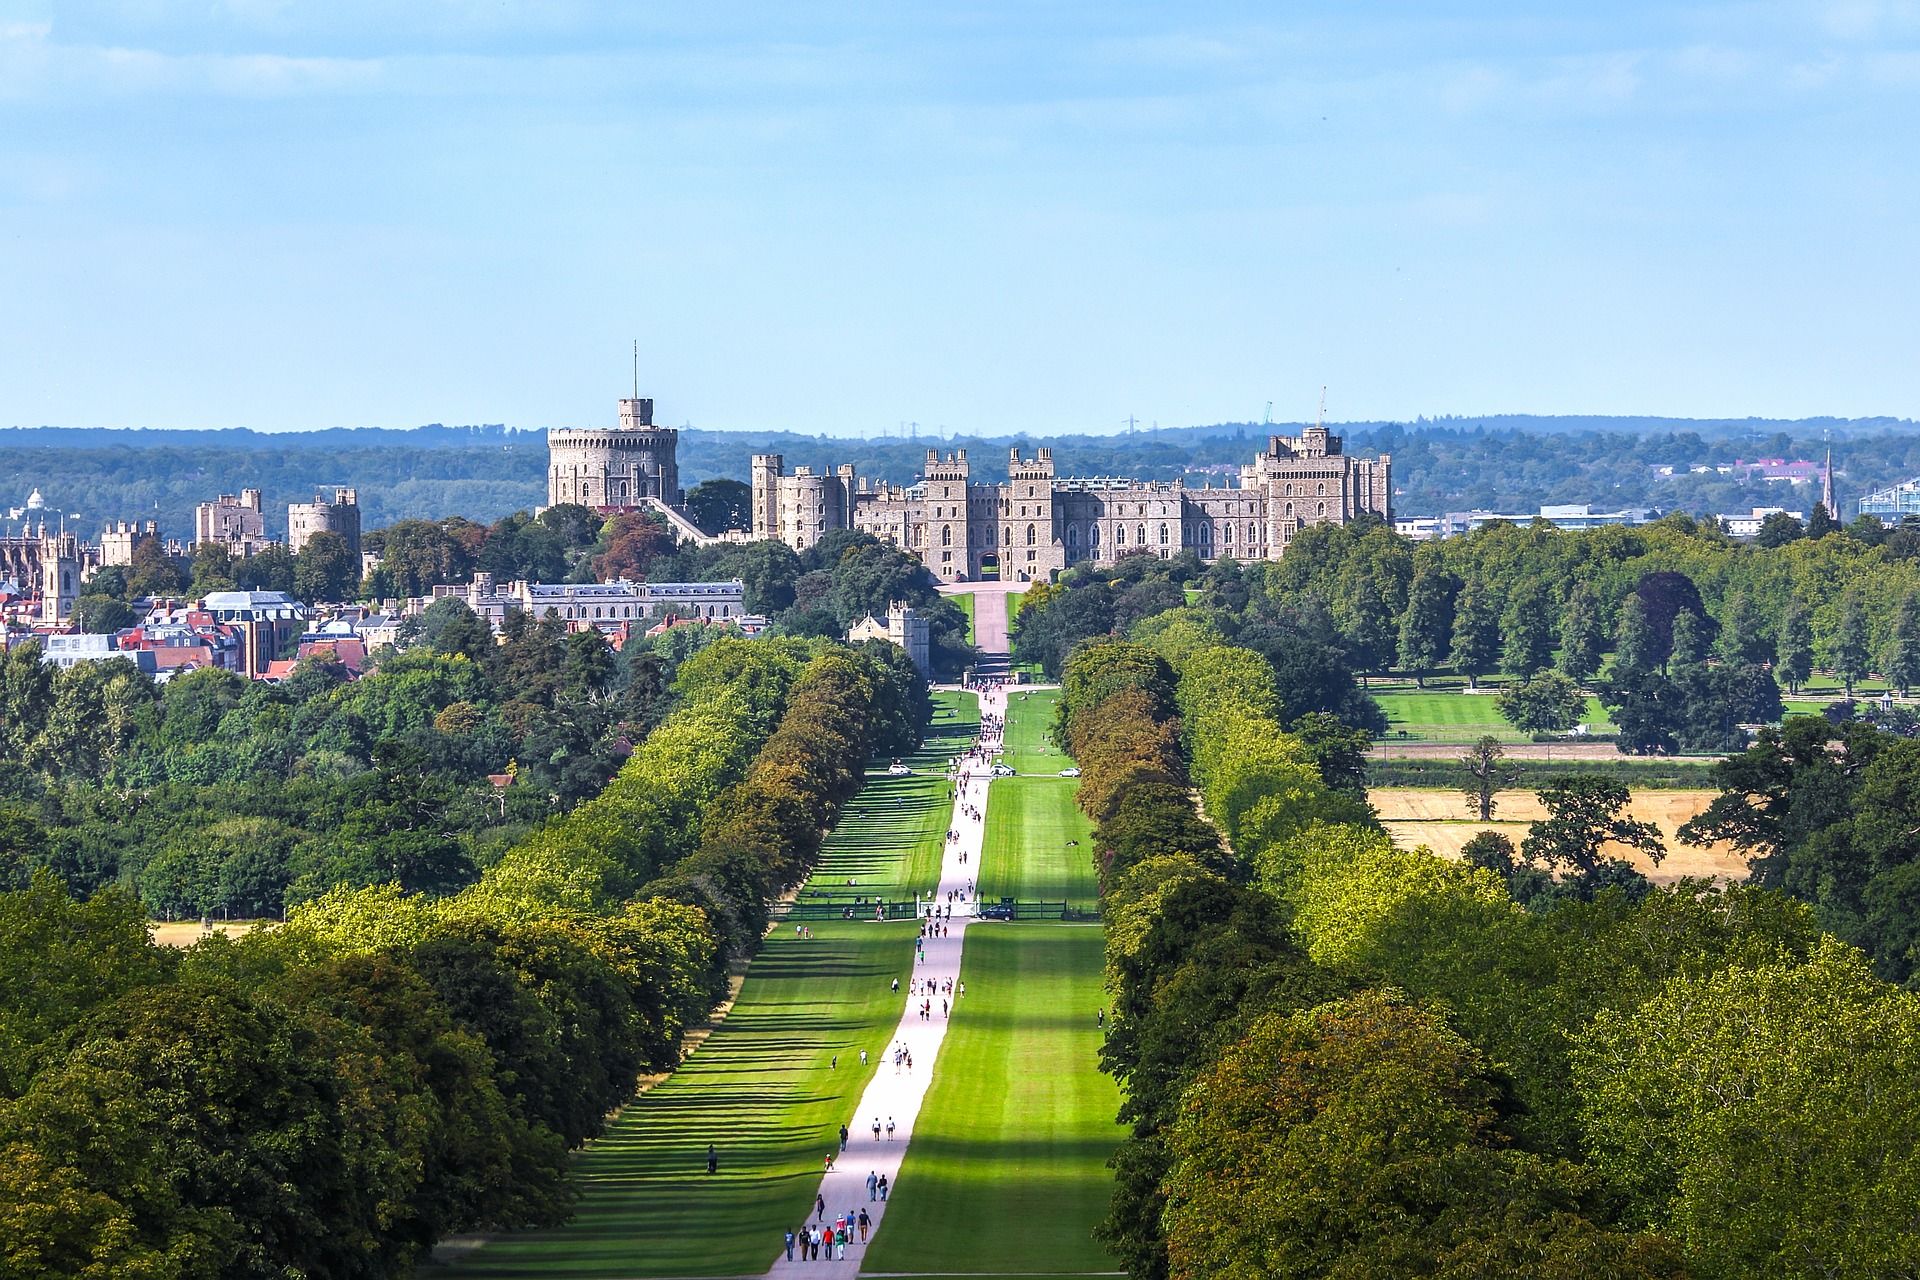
[547,397,683,511]
[750,427,1391,582]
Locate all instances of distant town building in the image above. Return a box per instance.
[1857,478,1920,521]
[848,602,931,677]
[0,528,86,622]
[288,487,361,560]
[753,429,1392,583]
[1721,507,1807,538]
[195,490,271,552]
[200,590,311,677]
[41,633,159,674]
[1395,504,1658,541]
[436,574,747,635]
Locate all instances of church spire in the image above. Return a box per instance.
[1822,433,1836,518]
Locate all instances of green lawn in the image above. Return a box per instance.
[436,699,976,1277]
[863,925,1121,1275]
[1005,587,1027,633]
[1374,690,1616,743]
[999,688,1068,775]
[954,592,977,647]
[979,778,1098,908]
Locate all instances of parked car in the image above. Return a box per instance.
[887,761,912,776]
[991,763,1016,777]
[1059,767,1081,777]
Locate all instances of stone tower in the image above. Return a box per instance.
[1005,447,1060,582]
[923,449,972,582]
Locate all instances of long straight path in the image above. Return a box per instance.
[765,684,1007,1275]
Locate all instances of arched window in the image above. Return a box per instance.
[1137,523,1147,546]
[1317,482,1327,496]
[1091,524,1100,546]
[1223,523,1233,544]
[1317,502,1327,517]
[1068,524,1080,546]
[942,526,952,547]
[1247,522,1257,542]
[1026,523,1036,545]
[1115,525,1125,546]
[1003,525,1012,546]
[1285,502,1294,516]
[1284,483,1293,496]
[1159,523,1169,545]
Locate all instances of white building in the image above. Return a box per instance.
[848,602,931,677]
[41,633,159,674]
[435,575,748,634]
[1722,507,1806,538]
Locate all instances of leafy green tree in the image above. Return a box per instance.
[1668,607,1710,669]
[1397,562,1456,686]
[1333,571,1396,681]
[235,541,296,595]
[1776,602,1814,694]
[1448,577,1500,690]
[1883,590,1920,696]
[1806,500,1840,538]
[292,529,359,603]
[1522,775,1663,888]
[1574,940,1920,1280]
[1496,669,1588,737]
[189,541,238,594]
[70,593,135,633]
[1163,992,1683,1280]
[1499,579,1555,682]
[1717,589,1773,666]
[1754,509,1805,547]
[421,597,495,664]
[1460,735,1520,821]
[380,519,471,597]
[683,479,753,535]
[1615,592,1662,672]
[124,535,185,599]
[1827,590,1871,696]
[1287,711,1371,796]
[1558,583,1606,682]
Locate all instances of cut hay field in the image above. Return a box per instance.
[1371,787,1748,883]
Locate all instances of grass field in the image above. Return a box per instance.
[1004,587,1026,633]
[438,699,977,1277]
[953,592,977,647]
[978,779,1098,907]
[998,688,1068,775]
[1373,690,1616,743]
[863,925,1121,1275]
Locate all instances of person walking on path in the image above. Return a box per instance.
[878,1173,890,1200]
[706,1144,717,1175]
[858,1208,871,1242]
[871,1117,881,1142]
[784,1230,795,1261]
[838,1123,848,1152]
[867,1169,879,1200]
[816,1193,826,1222]
[886,1116,896,1140]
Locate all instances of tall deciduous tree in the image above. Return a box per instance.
[1776,602,1814,694]
[1448,577,1500,690]
[1522,775,1664,885]
[1497,669,1588,737]
[1883,590,1920,696]
[1615,593,1662,672]
[1397,562,1456,687]
[1827,591,1871,696]
[1500,580,1555,682]
[1558,583,1606,682]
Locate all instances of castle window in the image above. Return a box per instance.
[1068,525,1080,546]
[1090,524,1100,545]
[1027,485,1035,498]
[1137,523,1147,545]
[1158,523,1169,545]
[1318,502,1327,517]
[1317,482,1326,496]
[1115,525,1125,546]
[1284,483,1293,496]
[942,526,952,547]
[1026,523,1036,546]
[1286,502,1294,516]
[1247,523,1257,542]
[1027,549,1036,562]
[1224,523,1233,544]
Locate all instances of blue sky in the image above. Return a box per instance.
[2,1,1917,435]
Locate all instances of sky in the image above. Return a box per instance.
[1,2,1917,436]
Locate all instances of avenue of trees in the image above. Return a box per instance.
[0,635,921,1277]
[1057,624,1920,1280]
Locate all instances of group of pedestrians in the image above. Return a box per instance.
[890,1042,914,1074]
[785,1206,871,1262]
